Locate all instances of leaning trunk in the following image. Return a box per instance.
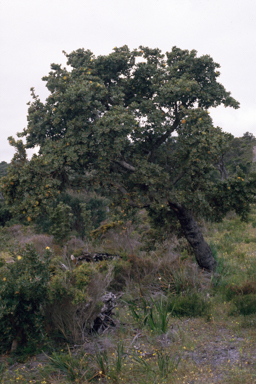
[169,202,217,271]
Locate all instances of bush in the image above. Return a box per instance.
[46,261,114,343]
[49,202,74,244]
[225,281,256,301]
[35,191,109,239]
[0,245,51,352]
[168,292,211,318]
[232,294,256,316]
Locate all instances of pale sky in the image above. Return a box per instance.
[0,0,255,162]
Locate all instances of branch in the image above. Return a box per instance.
[149,118,180,162]
[172,171,186,186]
[113,160,136,172]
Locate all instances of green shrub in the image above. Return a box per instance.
[46,261,114,342]
[225,281,256,301]
[168,292,211,318]
[0,244,51,352]
[49,202,73,244]
[232,294,256,316]
[35,192,109,238]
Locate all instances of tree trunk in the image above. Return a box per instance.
[169,202,217,271]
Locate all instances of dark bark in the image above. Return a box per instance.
[169,202,217,271]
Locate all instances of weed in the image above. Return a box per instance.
[115,341,124,373]
[157,350,181,378]
[46,346,91,381]
[126,295,171,334]
[94,344,109,375]
[0,363,6,379]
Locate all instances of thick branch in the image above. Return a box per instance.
[149,118,180,162]
[172,171,186,186]
[113,160,136,172]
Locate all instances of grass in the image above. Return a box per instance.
[1,207,256,382]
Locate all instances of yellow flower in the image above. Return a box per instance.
[45,247,50,250]
[3,277,6,281]
[27,217,31,222]
[17,256,22,261]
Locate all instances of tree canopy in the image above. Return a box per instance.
[2,45,256,270]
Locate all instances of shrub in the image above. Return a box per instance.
[0,244,51,352]
[34,191,109,238]
[168,292,211,318]
[46,261,114,343]
[225,281,256,301]
[232,294,256,316]
[49,202,73,244]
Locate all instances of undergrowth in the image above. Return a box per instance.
[1,206,256,383]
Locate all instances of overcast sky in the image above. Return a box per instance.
[0,0,255,162]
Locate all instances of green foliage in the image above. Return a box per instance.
[0,245,51,352]
[46,261,113,342]
[2,45,250,232]
[47,262,95,304]
[231,294,256,316]
[224,132,256,176]
[156,350,181,379]
[0,161,8,179]
[126,295,171,333]
[34,191,108,239]
[49,202,73,244]
[46,347,92,382]
[79,202,92,239]
[94,344,109,375]
[167,292,211,318]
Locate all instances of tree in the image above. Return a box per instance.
[0,161,8,179]
[1,46,256,271]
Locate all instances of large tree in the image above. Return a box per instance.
[2,46,256,270]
